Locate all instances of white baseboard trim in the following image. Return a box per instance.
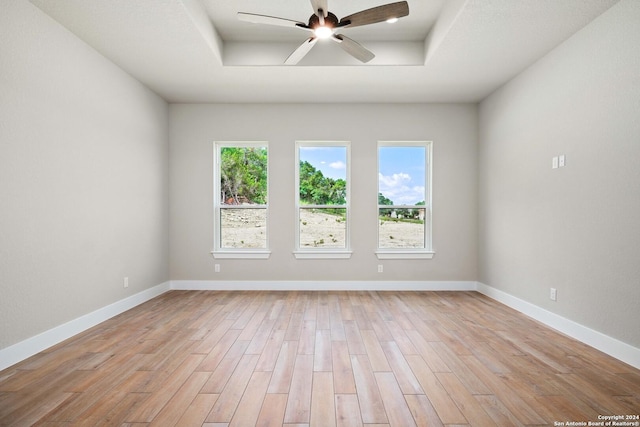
[170,280,478,292]
[477,282,640,370]
[0,281,171,372]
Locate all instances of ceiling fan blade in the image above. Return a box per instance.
[332,34,375,63]
[285,37,318,65]
[338,1,409,28]
[310,0,329,17]
[237,12,310,30]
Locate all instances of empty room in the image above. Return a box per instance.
[1,0,639,425]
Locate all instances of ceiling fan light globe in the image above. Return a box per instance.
[314,26,333,39]
[386,17,399,23]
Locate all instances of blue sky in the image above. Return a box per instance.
[299,146,346,180]
[378,146,426,205]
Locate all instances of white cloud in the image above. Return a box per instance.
[379,173,425,205]
[329,160,346,170]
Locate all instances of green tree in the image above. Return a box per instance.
[221,147,267,204]
[378,193,393,206]
[299,160,346,206]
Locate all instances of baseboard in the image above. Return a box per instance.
[476,282,640,370]
[170,280,478,291]
[0,281,171,372]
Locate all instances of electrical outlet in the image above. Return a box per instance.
[559,155,566,167]
[550,287,557,301]
[215,264,220,273]
[123,277,129,288]
[377,265,383,273]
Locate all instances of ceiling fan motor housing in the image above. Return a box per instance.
[308,11,339,30]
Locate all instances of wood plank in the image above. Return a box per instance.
[366,311,395,342]
[344,321,367,355]
[256,393,288,427]
[313,329,333,372]
[245,318,277,354]
[255,329,286,372]
[335,394,363,427]
[360,330,391,372]
[197,329,242,372]
[310,372,336,427]
[193,319,236,354]
[380,341,423,394]
[200,340,250,394]
[331,341,357,394]
[148,371,211,426]
[475,394,526,427]
[435,372,497,426]
[375,372,417,427]
[285,312,305,341]
[126,354,205,423]
[205,354,259,423]
[267,340,298,394]
[384,321,418,355]
[350,354,387,424]
[74,389,129,426]
[429,341,491,394]
[95,391,150,426]
[298,320,317,355]
[404,355,467,425]
[1,391,75,427]
[404,330,450,373]
[460,354,547,425]
[228,371,271,427]
[404,394,444,427]
[284,354,314,424]
[329,299,346,342]
[316,301,331,330]
[174,393,220,427]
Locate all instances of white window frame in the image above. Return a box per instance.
[294,141,352,259]
[376,141,434,259]
[211,141,270,259]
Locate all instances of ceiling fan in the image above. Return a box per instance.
[237,0,410,65]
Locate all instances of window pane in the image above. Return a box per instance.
[378,146,425,206]
[299,146,347,206]
[220,147,267,205]
[378,208,425,249]
[299,208,346,248]
[220,208,267,249]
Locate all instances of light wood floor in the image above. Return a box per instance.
[1,291,638,426]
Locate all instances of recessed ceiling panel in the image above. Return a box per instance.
[203,0,442,42]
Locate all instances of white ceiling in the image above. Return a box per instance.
[29,0,619,103]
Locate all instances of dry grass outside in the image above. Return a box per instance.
[299,209,346,248]
[220,208,266,248]
[378,217,425,248]
[220,208,426,249]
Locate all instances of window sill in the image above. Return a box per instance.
[375,251,435,260]
[211,250,271,260]
[293,251,353,259]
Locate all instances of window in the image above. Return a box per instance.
[212,142,269,258]
[377,141,433,259]
[294,142,351,258]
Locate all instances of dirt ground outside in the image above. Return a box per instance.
[220,208,425,249]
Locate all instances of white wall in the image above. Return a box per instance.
[170,103,477,283]
[479,0,640,348]
[0,0,169,350]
